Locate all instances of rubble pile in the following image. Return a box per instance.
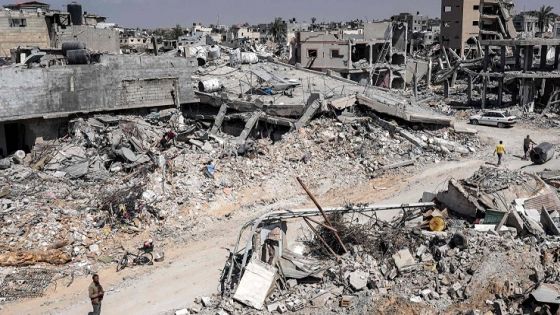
[0,107,482,273]
[279,229,554,313]
[462,166,528,194]
[196,216,560,315]
[190,166,560,315]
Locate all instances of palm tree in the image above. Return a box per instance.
[311,17,317,30]
[270,17,286,43]
[528,5,558,36]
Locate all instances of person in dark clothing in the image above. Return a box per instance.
[159,130,177,149]
[88,274,104,315]
[523,135,536,160]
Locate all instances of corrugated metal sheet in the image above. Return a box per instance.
[524,191,560,212]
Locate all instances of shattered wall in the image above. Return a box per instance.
[405,59,430,84]
[55,25,120,54]
[0,11,50,58]
[0,55,197,123]
[297,32,350,70]
[363,22,392,41]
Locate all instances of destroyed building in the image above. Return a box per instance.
[479,0,517,42]
[513,13,540,38]
[290,22,414,89]
[188,166,560,315]
[0,1,120,60]
[0,53,196,156]
[441,0,480,58]
[434,0,560,114]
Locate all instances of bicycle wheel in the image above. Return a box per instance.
[137,252,153,266]
[116,255,128,272]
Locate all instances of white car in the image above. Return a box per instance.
[469,110,517,128]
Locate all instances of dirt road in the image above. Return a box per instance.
[3,121,560,315]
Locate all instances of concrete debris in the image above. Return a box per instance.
[187,165,560,315]
[348,270,369,291]
[232,260,276,310]
[392,249,416,272]
[175,309,189,315]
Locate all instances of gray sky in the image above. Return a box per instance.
[1,0,556,28]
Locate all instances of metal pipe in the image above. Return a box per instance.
[224,201,434,294]
[296,177,348,253]
[303,217,338,258]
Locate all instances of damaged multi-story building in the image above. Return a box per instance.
[0,2,197,156]
[0,54,197,156]
[0,1,120,60]
[440,0,481,58]
[440,0,517,58]
[436,0,560,114]
[290,22,421,89]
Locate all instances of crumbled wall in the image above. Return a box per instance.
[0,55,197,122]
[56,26,120,54]
[0,12,50,58]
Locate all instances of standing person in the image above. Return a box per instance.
[494,141,506,166]
[88,274,104,315]
[523,135,536,160]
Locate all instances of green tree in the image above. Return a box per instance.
[169,24,184,40]
[528,5,558,36]
[270,17,287,43]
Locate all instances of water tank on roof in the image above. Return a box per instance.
[67,49,90,65]
[207,45,221,61]
[67,2,83,26]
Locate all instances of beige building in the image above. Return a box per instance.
[440,0,480,57]
[0,1,119,59]
[226,25,260,44]
[0,9,70,58]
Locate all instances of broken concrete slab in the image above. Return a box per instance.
[348,270,368,291]
[63,161,90,179]
[175,309,189,315]
[392,248,416,272]
[540,207,560,236]
[200,296,212,307]
[310,291,333,307]
[531,283,560,304]
[233,260,276,310]
[436,179,482,218]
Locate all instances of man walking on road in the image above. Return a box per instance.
[523,135,536,160]
[494,141,506,166]
[88,274,104,315]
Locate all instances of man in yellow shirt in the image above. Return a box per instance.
[494,141,506,166]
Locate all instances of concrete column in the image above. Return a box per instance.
[369,43,373,66]
[540,45,548,70]
[427,59,432,88]
[500,46,507,72]
[527,45,534,70]
[481,76,487,110]
[483,45,490,71]
[498,45,506,107]
[554,45,560,70]
[348,41,353,70]
[514,45,521,70]
[467,74,473,104]
[498,78,504,107]
[523,46,530,72]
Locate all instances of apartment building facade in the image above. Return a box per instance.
[440,0,480,57]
